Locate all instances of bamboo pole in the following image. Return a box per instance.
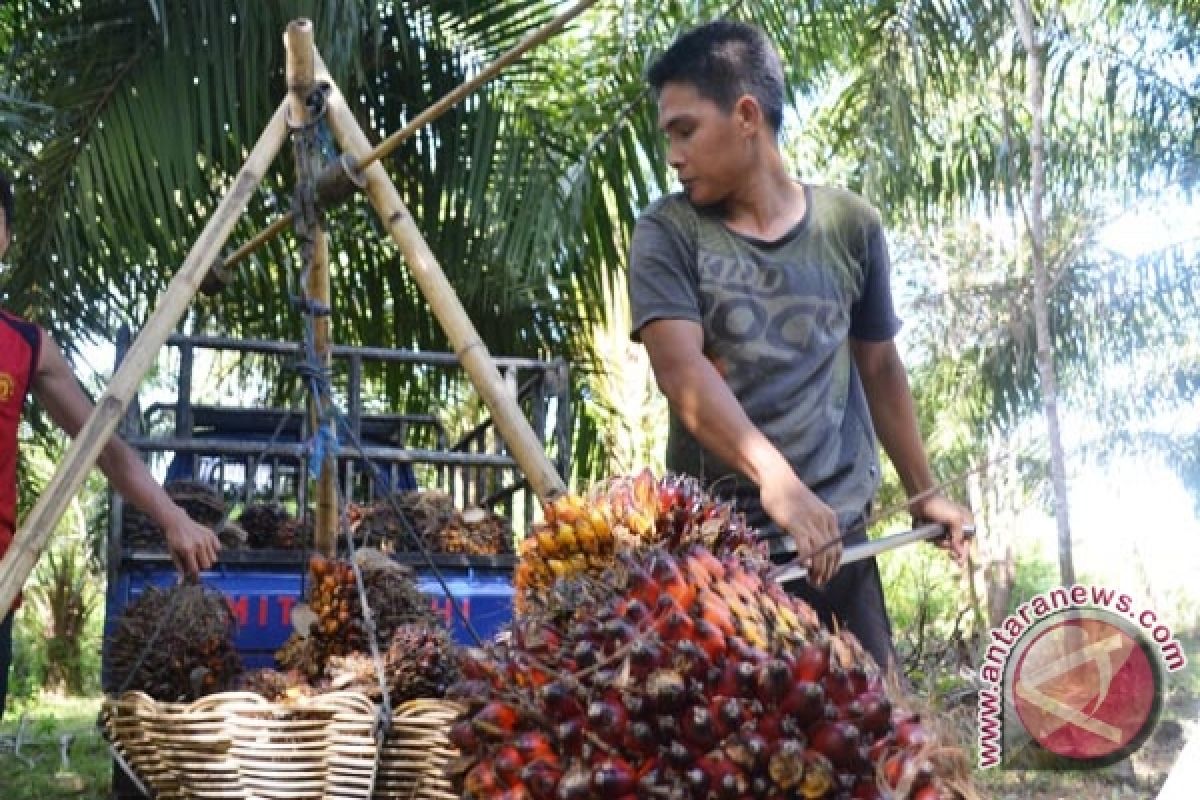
[0,102,291,613]
[312,51,567,503]
[285,20,338,557]
[206,0,599,281]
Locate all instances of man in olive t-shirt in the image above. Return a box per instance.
[628,20,972,669]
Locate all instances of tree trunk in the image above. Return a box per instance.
[1012,0,1075,586]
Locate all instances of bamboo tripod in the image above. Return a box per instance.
[0,11,592,612]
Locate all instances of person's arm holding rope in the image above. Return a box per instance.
[30,333,221,577]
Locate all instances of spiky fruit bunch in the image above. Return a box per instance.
[451,546,968,800]
[238,502,299,549]
[443,507,514,555]
[280,549,443,677]
[324,623,460,705]
[351,492,514,556]
[515,470,761,611]
[105,584,241,702]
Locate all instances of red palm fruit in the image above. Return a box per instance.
[626,567,660,607]
[698,595,737,639]
[692,617,729,663]
[792,640,831,682]
[755,658,793,703]
[680,704,719,750]
[856,691,893,736]
[555,717,584,753]
[449,719,480,752]
[766,738,806,790]
[647,668,687,712]
[513,732,556,765]
[698,755,748,800]
[472,702,521,738]
[493,746,525,786]
[464,761,501,796]
[665,739,693,768]
[601,617,636,651]
[822,667,856,706]
[691,546,724,578]
[657,606,695,645]
[895,719,931,749]
[780,679,825,725]
[712,695,744,737]
[623,693,648,718]
[555,762,591,800]
[539,680,583,718]
[797,750,837,799]
[630,637,663,677]
[570,639,598,670]
[756,709,801,741]
[591,757,637,795]
[618,597,650,625]
[655,714,683,747]
[847,665,870,695]
[809,721,863,769]
[852,778,886,799]
[684,766,709,795]
[586,697,628,738]
[911,786,940,800]
[521,759,562,800]
[624,720,657,756]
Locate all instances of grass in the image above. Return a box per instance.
[0,693,112,800]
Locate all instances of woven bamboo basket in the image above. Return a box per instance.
[373,698,464,800]
[101,691,182,799]
[102,690,378,800]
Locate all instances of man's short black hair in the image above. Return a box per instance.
[646,20,786,135]
[0,170,12,227]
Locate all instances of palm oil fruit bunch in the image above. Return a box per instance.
[105,584,241,702]
[451,545,961,800]
[515,470,762,611]
[304,552,367,662]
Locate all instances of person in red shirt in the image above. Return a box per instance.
[0,170,221,717]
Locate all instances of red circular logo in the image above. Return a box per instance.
[1010,611,1161,762]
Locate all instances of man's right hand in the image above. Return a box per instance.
[759,470,842,586]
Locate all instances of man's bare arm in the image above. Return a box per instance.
[30,332,220,576]
[640,318,842,583]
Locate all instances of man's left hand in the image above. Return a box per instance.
[162,509,221,578]
[910,493,973,566]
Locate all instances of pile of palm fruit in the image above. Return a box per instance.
[270,548,452,696]
[451,471,972,800]
[350,489,514,555]
[237,501,310,550]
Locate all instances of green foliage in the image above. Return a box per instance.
[1004,543,1059,617]
[877,533,974,686]
[0,696,111,799]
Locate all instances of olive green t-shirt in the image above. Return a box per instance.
[628,184,900,536]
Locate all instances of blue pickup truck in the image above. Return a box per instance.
[103,332,569,685]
